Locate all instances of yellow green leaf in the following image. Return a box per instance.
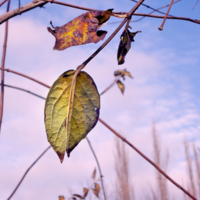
[47,9,113,51]
[44,70,100,162]
[117,80,125,94]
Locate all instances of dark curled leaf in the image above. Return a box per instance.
[47,9,113,51]
[73,194,84,199]
[117,80,125,94]
[83,188,89,198]
[117,29,141,65]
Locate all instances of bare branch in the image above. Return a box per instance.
[0,68,50,88]
[98,118,197,200]
[158,0,174,31]
[0,0,7,7]
[131,0,181,23]
[192,0,199,10]
[0,83,45,100]
[7,146,51,200]
[0,0,10,134]
[86,137,106,200]
[0,0,47,25]
[184,139,197,197]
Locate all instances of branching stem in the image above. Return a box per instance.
[0,0,10,134]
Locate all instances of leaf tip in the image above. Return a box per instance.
[57,152,65,163]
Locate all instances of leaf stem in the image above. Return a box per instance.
[158,0,174,31]
[0,0,10,134]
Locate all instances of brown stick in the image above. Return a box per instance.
[0,0,10,134]
[7,146,51,200]
[158,0,174,31]
[0,68,50,88]
[0,0,7,7]
[98,118,197,200]
[0,0,47,24]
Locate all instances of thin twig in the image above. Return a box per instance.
[98,118,197,200]
[86,137,106,200]
[0,68,50,88]
[192,0,199,10]
[131,0,180,16]
[0,0,10,134]
[7,146,51,200]
[0,0,47,24]
[100,69,126,95]
[131,0,181,23]
[158,0,174,31]
[0,83,45,100]
[0,0,7,7]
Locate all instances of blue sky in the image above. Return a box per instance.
[0,0,200,199]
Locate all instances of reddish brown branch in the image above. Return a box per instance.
[0,0,10,134]
[0,0,7,7]
[98,118,197,200]
[7,146,51,200]
[0,0,47,24]
[131,0,181,23]
[158,0,174,31]
[0,68,50,88]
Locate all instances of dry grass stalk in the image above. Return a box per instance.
[184,139,197,198]
[193,143,200,198]
[114,138,135,200]
[152,122,169,200]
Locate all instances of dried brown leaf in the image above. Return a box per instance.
[124,71,133,78]
[59,196,65,200]
[117,80,125,94]
[92,168,96,180]
[117,29,141,65]
[48,9,113,51]
[92,183,100,198]
[83,188,89,198]
[73,194,84,199]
